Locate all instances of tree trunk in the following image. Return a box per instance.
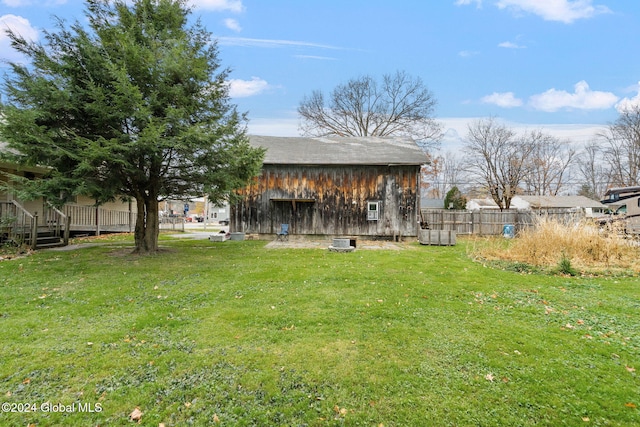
[133,194,160,254]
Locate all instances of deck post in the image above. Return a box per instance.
[31,213,38,250]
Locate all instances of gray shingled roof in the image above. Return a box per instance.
[249,135,428,166]
[518,195,607,209]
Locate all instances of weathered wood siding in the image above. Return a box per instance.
[231,165,420,237]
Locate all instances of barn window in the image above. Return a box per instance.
[367,201,380,221]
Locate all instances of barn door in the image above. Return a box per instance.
[271,201,293,234]
[271,200,316,234]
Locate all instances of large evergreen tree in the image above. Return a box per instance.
[0,0,263,253]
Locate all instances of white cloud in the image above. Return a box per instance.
[481,92,523,108]
[438,117,607,153]
[227,77,270,98]
[223,18,241,32]
[293,55,337,61]
[189,0,244,13]
[0,14,38,63]
[498,41,526,49]
[458,50,480,58]
[615,82,640,113]
[454,0,482,6]
[458,0,610,23]
[217,36,343,50]
[528,80,618,112]
[2,0,30,6]
[248,117,300,136]
[494,0,611,23]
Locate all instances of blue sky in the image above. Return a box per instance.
[2,0,639,145]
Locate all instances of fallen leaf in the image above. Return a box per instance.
[159,423,166,427]
[625,402,637,408]
[485,373,494,382]
[184,402,191,408]
[22,378,30,385]
[213,414,220,423]
[129,407,143,423]
[582,416,590,422]
[625,365,636,373]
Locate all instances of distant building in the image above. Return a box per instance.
[466,195,608,217]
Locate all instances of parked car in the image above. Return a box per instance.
[219,218,229,226]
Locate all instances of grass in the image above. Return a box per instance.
[475,216,640,276]
[0,234,638,426]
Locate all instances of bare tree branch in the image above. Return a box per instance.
[599,105,640,187]
[298,70,442,150]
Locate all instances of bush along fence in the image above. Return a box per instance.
[420,209,582,236]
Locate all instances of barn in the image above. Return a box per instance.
[230,135,428,239]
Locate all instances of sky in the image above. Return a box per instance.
[2,0,640,150]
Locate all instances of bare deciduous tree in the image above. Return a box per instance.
[422,151,464,199]
[600,106,640,187]
[576,141,610,199]
[298,70,442,149]
[463,117,534,210]
[522,130,576,196]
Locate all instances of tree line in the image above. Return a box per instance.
[424,110,640,209]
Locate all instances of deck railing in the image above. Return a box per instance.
[0,200,37,248]
[63,204,134,234]
[45,203,70,246]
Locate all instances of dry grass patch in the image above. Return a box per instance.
[476,215,640,275]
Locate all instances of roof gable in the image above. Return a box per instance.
[249,135,428,166]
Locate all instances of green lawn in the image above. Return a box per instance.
[0,236,638,426]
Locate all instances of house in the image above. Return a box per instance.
[231,135,428,239]
[512,195,608,217]
[421,197,445,209]
[466,195,608,217]
[466,197,500,211]
[2,141,136,246]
